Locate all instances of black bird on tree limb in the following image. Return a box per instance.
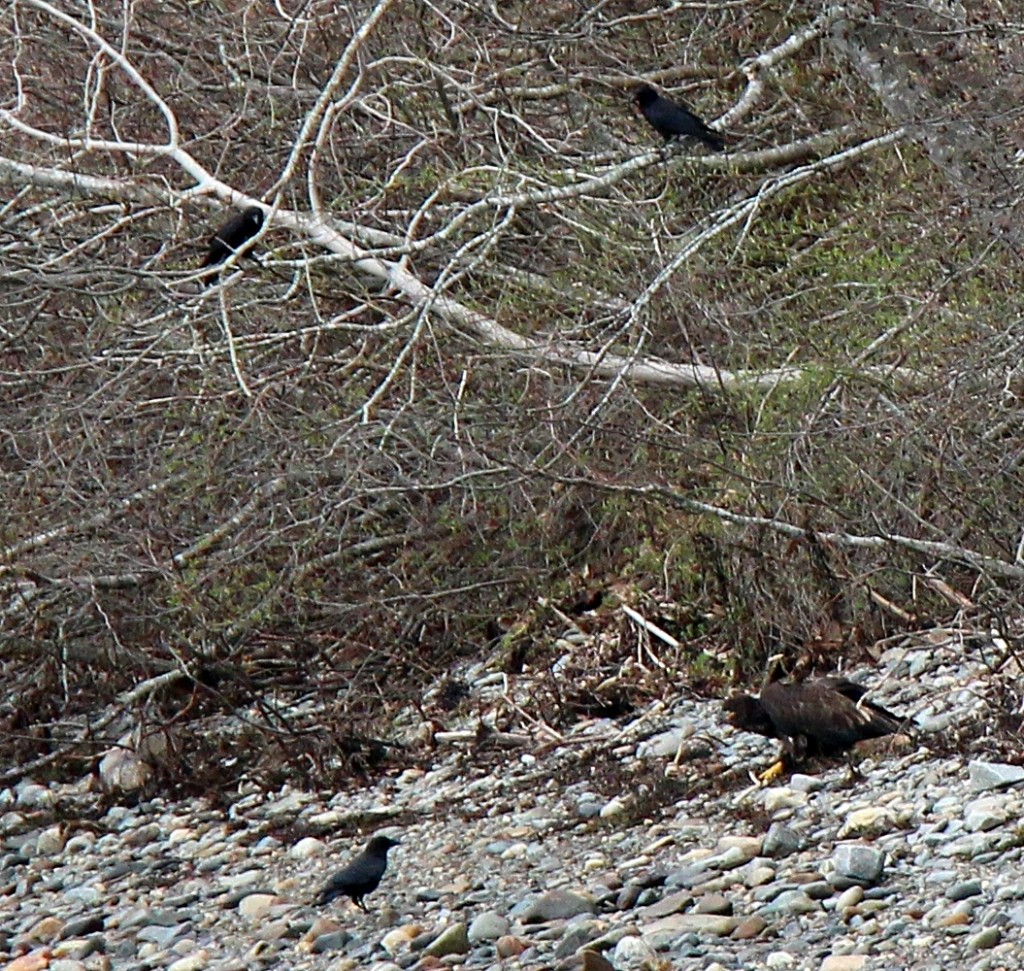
[633,84,726,151]
[200,206,264,285]
[314,834,400,911]
[723,655,906,783]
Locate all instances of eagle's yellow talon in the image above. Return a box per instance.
[758,760,786,784]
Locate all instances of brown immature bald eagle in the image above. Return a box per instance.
[723,656,905,782]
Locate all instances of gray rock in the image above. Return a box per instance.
[616,884,643,910]
[554,918,602,958]
[639,888,692,918]
[703,844,757,871]
[802,881,833,900]
[757,890,821,917]
[968,761,1024,792]
[762,822,802,858]
[60,915,105,939]
[964,797,1010,832]
[636,723,695,759]
[643,913,739,945]
[833,843,885,886]
[665,865,715,889]
[577,799,603,818]
[600,797,627,818]
[310,930,351,952]
[467,910,509,942]
[693,893,732,915]
[613,934,657,969]
[425,922,470,957]
[947,879,984,901]
[135,922,193,948]
[967,926,1001,950]
[520,889,596,923]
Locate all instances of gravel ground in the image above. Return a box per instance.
[3,636,1023,971]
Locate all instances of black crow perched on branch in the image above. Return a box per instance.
[200,206,264,285]
[314,834,400,911]
[633,84,726,151]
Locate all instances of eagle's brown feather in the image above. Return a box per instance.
[723,672,905,778]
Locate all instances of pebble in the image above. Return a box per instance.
[290,836,326,859]
[968,762,1024,792]
[467,911,509,942]
[763,822,802,858]
[424,922,469,957]
[947,880,984,901]
[820,956,867,971]
[837,807,897,838]
[832,843,885,886]
[613,934,657,969]
[520,889,596,922]
[968,927,1001,950]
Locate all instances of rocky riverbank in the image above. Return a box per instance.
[3,634,1023,971]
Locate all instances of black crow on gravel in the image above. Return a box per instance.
[633,84,725,151]
[200,206,264,284]
[314,834,400,911]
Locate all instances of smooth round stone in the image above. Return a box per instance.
[967,927,1001,950]
[380,924,423,955]
[758,890,821,917]
[820,956,867,971]
[424,922,469,957]
[947,880,984,901]
[764,790,807,813]
[310,931,351,953]
[555,919,603,959]
[838,808,897,839]
[520,890,596,922]
[693,894,732,915]
[745,866,777,887]
[837,886,865,911]
[613,934,656,969]
[49,960,90,971]
[238,894,279,921]
[636,724,695,759]
[16,783,55,809]
[166,954,208,971]
[731,916,768,939]
[62,887,102,906]
[34,826,66,856]
[468,911,509,943]
[495,935,528,958]
[766,951,795,968]
[136,923,192,948]
[60,915,105,939]
[290,837,326,860]
[964,798,1009,833]
[26,916,65,943]
[600,798,627,819]
[763,823,802,858]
